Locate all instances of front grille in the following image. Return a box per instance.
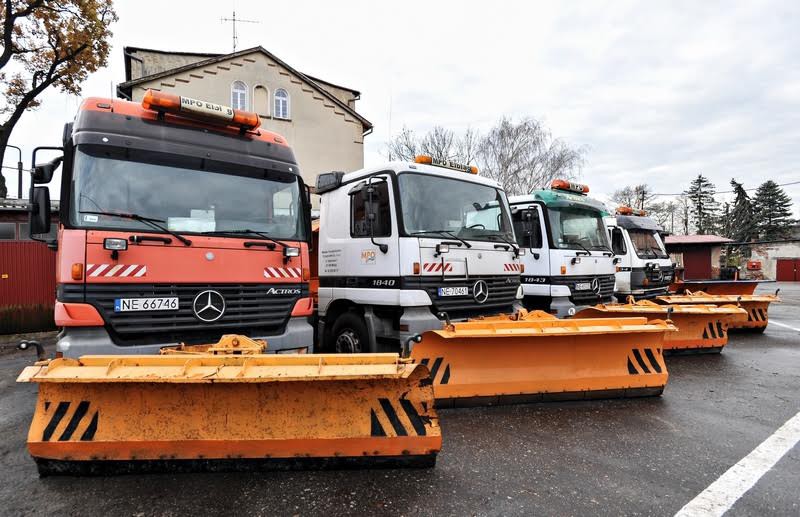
[402,275,520,317]
[60,283,305,346]
[551,275,615,304]
[647,265,674,284]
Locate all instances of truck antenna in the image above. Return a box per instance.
[220,10,260,53]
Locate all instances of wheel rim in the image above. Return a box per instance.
[334,328,362,353]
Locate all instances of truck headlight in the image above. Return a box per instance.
[516,286,524,299]
[283,246,301,258]
[103,238,128,251]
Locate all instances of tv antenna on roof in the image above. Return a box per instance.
[221,10,260,53]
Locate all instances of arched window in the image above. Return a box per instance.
[231,81,248,110]
[253,85,269,117]
[274,88,290,119]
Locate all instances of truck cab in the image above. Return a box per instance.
[509,180,615,317]
[28,91,314,357]
[607,207,674,299]
[314,156,523,353]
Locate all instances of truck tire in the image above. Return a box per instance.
[330,311,370,354]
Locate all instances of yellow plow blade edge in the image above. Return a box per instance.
[17,352,441,476]
[575,300,747,354]
[657,291,779,331]
[409,311,674,407]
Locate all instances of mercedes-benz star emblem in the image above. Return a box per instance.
[590,278,602,295]
[473,280,489,304]
[192,290,226,322]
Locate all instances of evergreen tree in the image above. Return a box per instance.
[682,174,720,234]
[729,179,757,242]
[752,180,796,239]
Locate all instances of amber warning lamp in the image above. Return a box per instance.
[551,179,590,195]
[142,89,261,131]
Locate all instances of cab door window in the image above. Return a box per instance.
[350,179,391,238]
[513,209,542,248]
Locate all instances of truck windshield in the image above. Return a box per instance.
[548,206,610,251]
[70,145,305,241]
[397,172,513,242]
[629,229,668,259]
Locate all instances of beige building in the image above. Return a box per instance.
[118,46,372,191]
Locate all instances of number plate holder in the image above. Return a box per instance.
[114,297,180,312]
[438,286,469,297]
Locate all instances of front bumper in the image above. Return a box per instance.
[56,317,315,357]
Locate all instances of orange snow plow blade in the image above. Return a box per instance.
[575,300,747,354]
[17,336,441,476]
[657,291,780,332]
[408,311,675,407]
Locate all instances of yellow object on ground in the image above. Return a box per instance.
[657,291,779,332]
[409,310,675,407]
[18,335,441,476]
[575,299,747,354]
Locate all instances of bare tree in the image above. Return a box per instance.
[385,126,419,161]
[385,125,482,165]
[611,184,655,210]
[478,117,585,196]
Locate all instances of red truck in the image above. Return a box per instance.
[28,90,314,356]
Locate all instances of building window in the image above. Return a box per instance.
[274,88,290,119]
[253,85,269,117]
[231,81,248,110]
[0,222,16,240]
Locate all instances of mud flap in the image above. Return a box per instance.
[18,351,441,475]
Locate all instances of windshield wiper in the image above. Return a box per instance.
[202,229,290,249]
[410,230,472,249]
[566,240,592,256]
[79,210,192,246]
[485,233,520,253]
[591,244,614,256]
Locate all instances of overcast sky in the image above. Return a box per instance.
[4,0,799,213]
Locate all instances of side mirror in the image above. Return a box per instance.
[32,156,63,184]
[29,186,51,236]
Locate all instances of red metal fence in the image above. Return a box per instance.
[0,241,56,334]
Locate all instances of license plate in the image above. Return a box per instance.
[438,286,469,297]
[114,297,179,312]
[575,282,591,291]
[663,274,672,281]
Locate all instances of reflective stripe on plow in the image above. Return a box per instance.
[644,349,662,373]
[42,401,70,441]
[58,401,90,441]
[632,349,651,374]
[429,357,443,380]
[378,398,408,436]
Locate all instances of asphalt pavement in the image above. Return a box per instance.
[0,283,797,516]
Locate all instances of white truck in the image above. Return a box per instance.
[314,156,524,353]
[607,207,674,299]
[508,180,616,317]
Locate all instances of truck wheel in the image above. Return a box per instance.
[330,312,370,354]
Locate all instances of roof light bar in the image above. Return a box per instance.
[141,89,261,131]
[414,155,478,174]
[550,179,589,194]
[616,206,646,216]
